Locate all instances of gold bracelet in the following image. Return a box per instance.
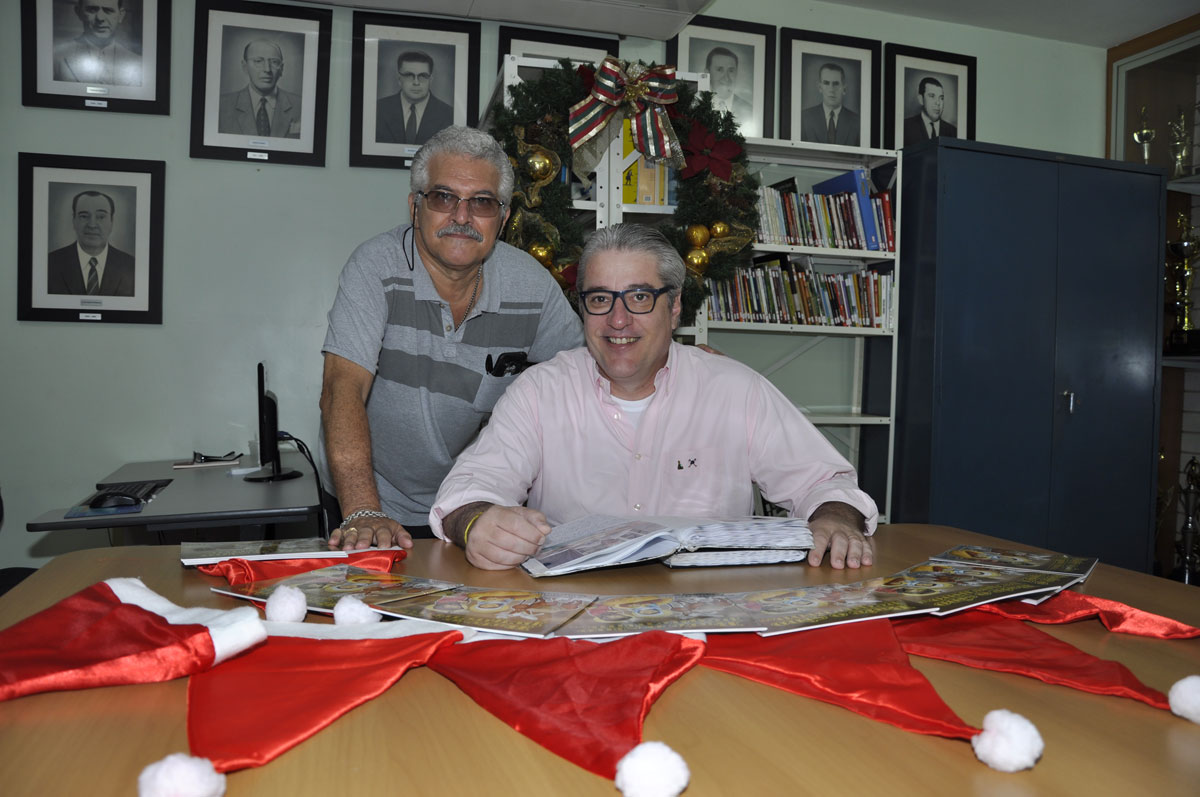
[461,511,485,548]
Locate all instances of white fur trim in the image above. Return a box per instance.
[105,578,266,665]
[1168,675,1200,723]
[264,585,308,623]
[614,741,690,797]
[137,753,226,797]
[971,709,1043,772]
[263,618,474,640]
[333,595,382,625]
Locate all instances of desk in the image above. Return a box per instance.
[2,525,1198,796]
[25,454,321,533]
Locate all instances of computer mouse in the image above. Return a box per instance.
[90,491,141,509]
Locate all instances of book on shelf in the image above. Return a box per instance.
[210,564,459,613]
[813,168,881,251]
[521,515,814,578]
[620,118,673,208]
[707,256,892,329]
[180,538,348,566]
[554,592,767,638]
[374,585,596,639]
[757,170,891,253]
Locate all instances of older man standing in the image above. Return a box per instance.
[54,0,142,86]
[431,224,878,571]
[218,39,302,138]
[320,126,583,551]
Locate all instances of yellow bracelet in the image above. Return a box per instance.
[461,511,485,548]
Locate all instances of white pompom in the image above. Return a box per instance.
[264,585,308,623]
[333,595,381,625]
[614,741,689,797]
[1168,675,1200,724]
[970,709,1043,772]
[138,753,226,797]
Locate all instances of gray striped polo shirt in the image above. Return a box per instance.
[320,224,584,526]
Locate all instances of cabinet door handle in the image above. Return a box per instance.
[1062,390,1075,414]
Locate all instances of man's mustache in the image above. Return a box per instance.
[437,223,484,242]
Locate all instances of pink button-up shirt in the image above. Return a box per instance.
[430,343,878,537]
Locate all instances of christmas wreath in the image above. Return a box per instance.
[488,58,760,326]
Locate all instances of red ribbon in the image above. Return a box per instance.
[568,57,680,166]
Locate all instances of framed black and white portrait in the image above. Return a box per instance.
[189,0,331,166]
[350,11,481,170]
[18,152,164,325]
[884,43,976,150]
[780,29,880,148]
[21,0,171,114]
[668,16,776,139]
[496,25,618,71]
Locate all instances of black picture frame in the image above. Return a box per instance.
[667,15,776,139]
[496,25,619,72]
[18,152,165,325]
[350,11,482,170]
[21,0,171,115]
[884,43,976,150]
[189,0,331,167]
[780,29,880,148]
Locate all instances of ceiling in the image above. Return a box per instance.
[830,0,1198,48]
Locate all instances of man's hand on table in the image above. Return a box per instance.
[807,501,873,569]
[328,516,414,550]
[453,504,551,570]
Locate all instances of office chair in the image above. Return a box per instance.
[0,485,39,597]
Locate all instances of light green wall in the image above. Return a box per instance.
[0,0,1107,568]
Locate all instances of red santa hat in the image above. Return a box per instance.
[427,630,705,780]
[187,618,463,772]
[0,578,265,702]
[197,549,407,586]
[701,619,1045,771]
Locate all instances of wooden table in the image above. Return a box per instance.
[2,524,1198,796]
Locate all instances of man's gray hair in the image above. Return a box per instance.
[410,126,515,203]
[577,224,686,297]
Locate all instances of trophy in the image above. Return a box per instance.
[1167,212,1198,350]
[1167,105,1193,178]
[1132,105,1155,165]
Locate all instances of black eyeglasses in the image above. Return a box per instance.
[578,287,672,315]
[417,190,505,218]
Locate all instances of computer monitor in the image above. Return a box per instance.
[244,362,302,483]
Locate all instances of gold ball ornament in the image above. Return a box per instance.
[685,224,711,249]
[685,247,710,276]
[710,220,730,239]
[528,243,555,268]
[525,151,555,182]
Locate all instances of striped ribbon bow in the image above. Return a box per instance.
[568,57,685,180]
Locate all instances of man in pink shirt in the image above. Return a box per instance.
[430,224,878,570]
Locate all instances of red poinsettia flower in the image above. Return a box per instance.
[680,120,741,180]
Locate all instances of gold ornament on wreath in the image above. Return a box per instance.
[683,220,755,278]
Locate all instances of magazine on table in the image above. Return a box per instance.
[554,592,767,638]
[522,515,813,577]
[210,564,460,613]
[180,538,348,566]
[875,561,1081,616]
[374,586,596,639]
[929,545,1098,585]
[724,579,936,636]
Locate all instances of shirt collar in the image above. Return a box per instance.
[77,243,109,269]
[248,83,277,105]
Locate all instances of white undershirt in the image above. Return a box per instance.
[611,393,655,432]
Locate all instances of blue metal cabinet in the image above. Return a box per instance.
[893,138,1165,571]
